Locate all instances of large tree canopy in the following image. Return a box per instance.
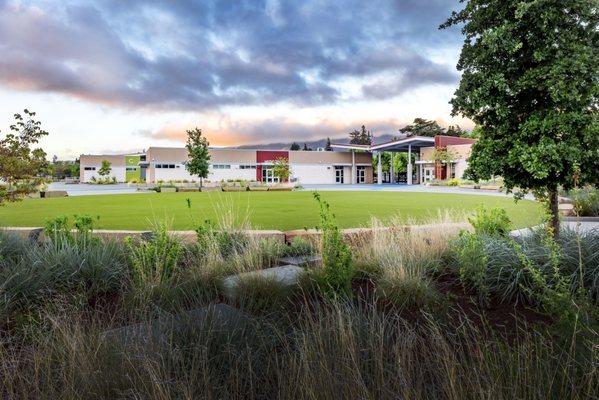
[399,118,445,137]
[442,0,598,234]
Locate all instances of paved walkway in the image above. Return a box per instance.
[302,184,535,199]
[511,220,599,237]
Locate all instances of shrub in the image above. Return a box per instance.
[448,178,460,186]
[376,275,439,310]
[281,237,316,257]
[572,187,599,216]
[313,192,353,298]
[468,206,511,237]
[125,222,181,289]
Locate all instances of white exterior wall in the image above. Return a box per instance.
[291,164,336,184]
[152,162,257,183]
[82,166,126,182]
[454,160,469,179]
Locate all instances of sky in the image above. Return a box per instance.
[0,0,472,159]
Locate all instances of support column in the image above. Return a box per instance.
[377,152,382,185]
[407,145,413,185]
[390,153,395,183]
[351,150,356,184]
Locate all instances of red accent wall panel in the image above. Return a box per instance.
[435,135,477,147]
[256,151,289,181]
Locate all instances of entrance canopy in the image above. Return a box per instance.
[330,135,435,153]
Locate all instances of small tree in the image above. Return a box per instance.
[0,109,48,204]
[185,127,211,188]
[98,160,111,177]
[302,143,312,151]
[271,157,291,182]
[325,137,332,151]
[441,0,598,237]
[290,142,300,151]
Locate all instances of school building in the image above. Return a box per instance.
[79,135,475,185]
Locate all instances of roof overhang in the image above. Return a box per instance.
[331,136,435,153]
[370,136,435,152]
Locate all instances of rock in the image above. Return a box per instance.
[102,303,250,348]
[558,203,574,216]
[558,196,573,204]
[222,265,304,299]
[278,255,321,267]
[159,187,177,193]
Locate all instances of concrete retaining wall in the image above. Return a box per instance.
[1,223,471,245]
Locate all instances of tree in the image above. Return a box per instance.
[325,137,332,151]
[399,118,445,137]
[348,125,372,145]
[0,109,49,204]
[185,127,211,188]
[271,157,291,182]
[445,124,467,137]
[302,143,312,151]
[441,0,599,237]
[290,142,300,150]
[98,160,112,177]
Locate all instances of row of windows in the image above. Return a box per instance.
[84,167,96,171]
[126,167,138,171]
[155,164,179,169]
[212,164,231,169]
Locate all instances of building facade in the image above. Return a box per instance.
[79,147,374,185]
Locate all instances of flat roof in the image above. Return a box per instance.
[331,135,435,152]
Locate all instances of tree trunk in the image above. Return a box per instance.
[548,186,560,240]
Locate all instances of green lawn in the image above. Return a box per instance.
[1,191,541,231]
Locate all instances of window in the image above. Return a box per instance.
[239,165,256,169]
[126,167,137,171]
[212,164,231,169]
[84,167,96,171]
[155,164,176,169]
[155,164,162,169]
[140,155,146,162]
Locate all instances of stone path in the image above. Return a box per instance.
[510,220,599,237]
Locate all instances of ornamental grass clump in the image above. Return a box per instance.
[125,222,181,289]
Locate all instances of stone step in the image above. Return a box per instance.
[222,265,304,299]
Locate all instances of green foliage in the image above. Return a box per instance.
[313,192,353,298]
[450,232,490,305]
[0,109,49,204]
[348,125,372,145]
[44,214,98,244]
[289,142,300,151]
[281,237,316,257]
[447,178,460,186]
[399,118,445,137]
[125,223,181,289]
[185,127,211,185]
[97,160,111,177]
[441,0,599,230]
[0,235,127,322]
[195,220,249,258]
[271,157,291,182]
[376,275,439,310]
[468,206,511,237]
[572,187,599,216]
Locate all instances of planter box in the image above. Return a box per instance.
[268,186,293,191]
[178,187,200,192]
[248,186,268,191]
[160,187,177,193]
[222,186,247,192]
[200,186,222,192]
[44,190,68,198]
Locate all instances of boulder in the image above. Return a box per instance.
[43,190,68,198]
[222,265,304,299]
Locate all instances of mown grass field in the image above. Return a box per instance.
[1,191,541,230]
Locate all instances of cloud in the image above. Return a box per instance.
[0,0,461,110]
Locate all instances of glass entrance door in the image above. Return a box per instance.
[262,167,280,184]
[357,167,366,183]
[335,166,344,184]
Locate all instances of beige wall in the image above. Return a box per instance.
[145,147,257,164]
[419,144,472,161]
[289,150,371,165]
